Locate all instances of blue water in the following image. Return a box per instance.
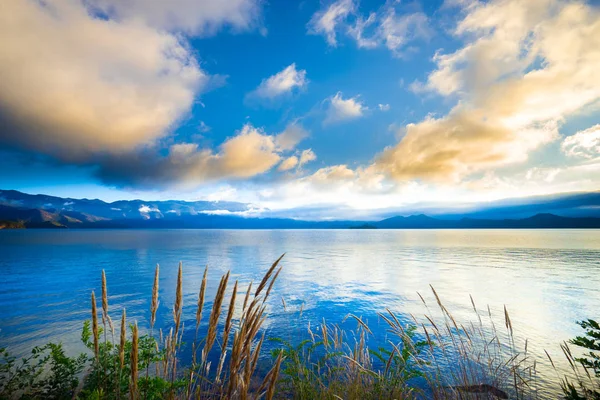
[1,229,599,396]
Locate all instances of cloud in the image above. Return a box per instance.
[308,0,429,56]
[377,0,600,182]
[299,149,317,167]
[0,0,273,189]
[274,124,310,151]
[378,104,390,111]
[278,156,299,171]
[0,0,208,159]
[198,121,211,133]
[138,205,160,214]
[95,124,307,187]
[89,0,263,35]
[310,165,356,183]
[324,92,366,124]
[562,125,600,159]
[374,111,557,182]
[277,149,316,172]
[308,0,356,46]
[249,64,308,100]
[377,8,430,56]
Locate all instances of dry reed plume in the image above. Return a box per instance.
[150,264,159,332]
[85,256,286,399]
[91,291,99,360]
[77,256,558,400]
[130,322,139,400]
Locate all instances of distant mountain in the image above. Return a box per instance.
[0,190,360,229]
[436,191,600,220]
[0,189,250,221]
[372,213,600,229]
[1,189,600,229]
[375,214,446,229]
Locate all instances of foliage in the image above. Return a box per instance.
[78,321,176,400]
[0,344,86,399]
[270,314,431,399]
[563,319,600,400]
[0,256,592,399]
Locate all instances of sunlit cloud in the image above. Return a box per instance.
[376,0,600,183]
[95,124,309,187]
[90,0,263,35]
[0,0,207,158]
[324,92,366,124]
[308,0,429,56]
[248,63,308,100]
[307,0,356,46]
[562,125,600,160]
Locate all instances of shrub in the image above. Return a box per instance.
[562,319,600,400]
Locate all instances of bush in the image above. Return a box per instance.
[562,319,600,400]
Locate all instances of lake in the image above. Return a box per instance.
[1,229,599,397]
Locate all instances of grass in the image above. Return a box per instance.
[0,254,598,399]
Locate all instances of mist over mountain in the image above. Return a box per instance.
[1,189,600,229]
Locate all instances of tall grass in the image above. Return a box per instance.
[0,255,597,399]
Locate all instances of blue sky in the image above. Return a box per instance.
[1,0,599,218]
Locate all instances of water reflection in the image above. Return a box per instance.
[0,229,599,397]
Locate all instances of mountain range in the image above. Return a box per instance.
[1,189,600,229]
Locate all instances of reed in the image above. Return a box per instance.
[150,264,159,333]
[91,291,99,360]
[101,270,114,338]
[202,271,229,365]
[173,262,183,339]
[195,266,208,336]
[119,309,126,369]
[9,255,584,400]
[130,322,139,400]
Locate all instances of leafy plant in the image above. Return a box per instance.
[0,343,86,399]
[270,315,430,400]
[562,319,600,400]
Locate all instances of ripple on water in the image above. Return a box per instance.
[0,229,599,397]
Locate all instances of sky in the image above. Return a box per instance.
[1,0,600,219]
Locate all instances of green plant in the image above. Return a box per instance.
[0,343,86,399]
[270,313,430,400]
[562,319,600,400]
[78,320,172,400]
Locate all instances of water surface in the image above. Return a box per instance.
[1,229,599,396]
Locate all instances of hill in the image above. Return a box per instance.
[1,189,600,229]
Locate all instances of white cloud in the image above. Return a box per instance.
[299,149,317,167]
[310,165,356,183]
[308,0,356,46]
[375,111,557,182]
[0,0,273,189]
[377,0,600,183]
[278,156,299,171]
[198,121,211,133]
[378,9,430,57]
[308,0,429,56]
[378,104,390,111]
[249,64,308,99]
[562,125,600,159]
[96,124,308,187]
[325,92,366,124]
[277,149,316,172]
[0,0,207,158]
[89,0,262,35]
[200,207,265,217]
[139,205,160,213]
[274,124,310,151]
[347,13,379,48]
